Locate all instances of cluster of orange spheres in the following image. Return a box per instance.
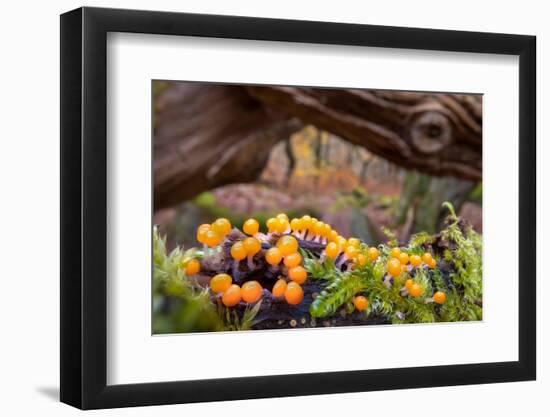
[209,214,306,307]
[259,230,305,305]
[196,218,232,248]
[208,272,305,307]
[266,213,292,234]
[208,273,263,307]
[324,236,380,269]
[230,236,261,264]
[404,279,447,304]
[404,278,423,297]
[268,234,307,305]
[386,248,437,277]
[286,214,340,244]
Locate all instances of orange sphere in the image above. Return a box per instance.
[277,235,298,256]
[322,223,332,237]
[368,247,380,261]
[390,247,402,258]
[353,295,369,311]
[211,218,231,237]
[272,279,287,298]
[405,278,414,290]
[243,237,261,256]
[284,282,304,305]
[310,218,318,230]
[284,252,302,268]
[222,284,242,307]
[301,215,312,231]
[344,245,358,260]
[197,223,211,231]
[288,266,307,284]
[265,247,283,266]
[230,241,247,261]
[210,273,232,294]
[204,230,221,247]
[329,230,339,242]
[196,224,211,243]
[347,238,361,249]
[243,218,259,235]
[276,213,289,221]
[427,257,437,269]
[433,291,446,304]
[266,217,278,233]
[325,242,340,259]
[184,259,201,276]
[399,252,409,265]
[274,218,289,234]
[196,229,208,244]
[336,236,348,250]
[410,254,422,267]
[290,218,301,232]
[387,258,402,277]
[356,253,367,267]
[422,252,433,264]
[313,221,325,236]
[408,283,423,297]
[241,281,263,303]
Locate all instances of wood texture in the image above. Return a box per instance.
[154,83,301,209]
[247,86,482,180]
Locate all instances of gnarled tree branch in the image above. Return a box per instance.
[154,83,481,209]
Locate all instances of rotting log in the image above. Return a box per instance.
[154,83,481,209]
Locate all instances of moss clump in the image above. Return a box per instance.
[303,202,482,324]
[438,202,483,321]
[153,227,224,333]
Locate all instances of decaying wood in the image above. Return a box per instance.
[154,83,301,209]
[154,83,481,209]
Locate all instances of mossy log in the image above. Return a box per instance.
[192,215,479,329]
[153,206,482,332]
[197,229,389,329]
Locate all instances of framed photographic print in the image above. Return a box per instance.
[60,6,536,409]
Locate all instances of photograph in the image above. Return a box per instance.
[52,3,539,411]
[152,81,483,334]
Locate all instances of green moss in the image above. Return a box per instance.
[438,202,483,320]
[468,182,483,204]
[309,274,368,318]
[304,202,482,323]
[153,227,223,333]
[218,300,263,331]
[153,227,265,332]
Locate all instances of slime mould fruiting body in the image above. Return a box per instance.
[164,203,482,330]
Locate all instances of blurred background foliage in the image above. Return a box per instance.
[154,124,481,251]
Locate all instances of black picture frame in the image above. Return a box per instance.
[60,6,536,410]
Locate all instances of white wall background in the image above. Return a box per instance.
[0,0,545,415]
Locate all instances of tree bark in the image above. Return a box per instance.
[154,83,301,209]
[154,83,481,209]
[247,86,482,181]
